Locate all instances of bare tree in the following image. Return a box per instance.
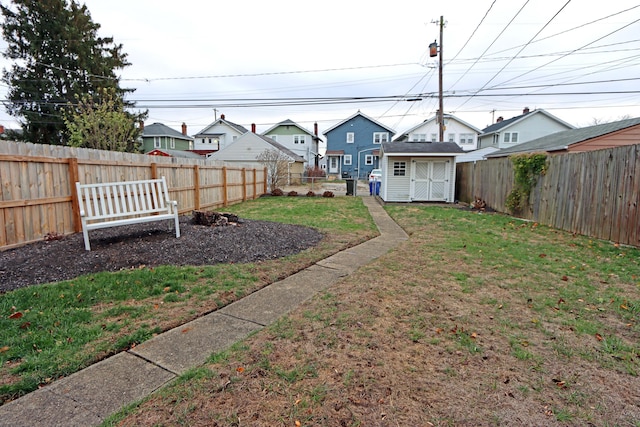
[257,148,291,191]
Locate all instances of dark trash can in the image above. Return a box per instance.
[346,178,356,196]
[342,171,350,179]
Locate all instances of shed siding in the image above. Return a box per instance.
[383,156,413,202]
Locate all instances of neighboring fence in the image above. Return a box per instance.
[0,141,267,250]
[456,144,640,247]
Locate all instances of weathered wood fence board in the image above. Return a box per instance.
[456,144,640,247]
[0,141,267,250]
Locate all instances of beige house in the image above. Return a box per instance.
[207,132,305,186]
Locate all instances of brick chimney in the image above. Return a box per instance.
[523,107,530,114]
[314,122,318,136]
[181,122,187,135]
[251,123,256,133]
[497,116,504,123]
[220,114,225,120]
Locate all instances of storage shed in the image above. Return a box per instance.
[380,142,464,202]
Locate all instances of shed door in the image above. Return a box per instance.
[411,160,449,201]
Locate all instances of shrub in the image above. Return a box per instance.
[322,191,334,198]
[287,191,298,197]
[306,191,316,197]
[271,188,284,196]
[305,166,326,178]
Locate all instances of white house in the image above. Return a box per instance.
[394,113,482,151]
[193,114,248,155]
[379,142,464,203]
[478,108,575,149]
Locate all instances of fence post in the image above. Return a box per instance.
[222,166,228,207]
[68,157,82,233]
[242,168,247,201]
[253,168,257,199]
[193,164,200,210]
[150,163,158,180]
[263,167,268,194]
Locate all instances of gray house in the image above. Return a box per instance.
[487,116,640,158]
[478,108,574,150]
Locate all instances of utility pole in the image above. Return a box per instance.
[430,16,445,142]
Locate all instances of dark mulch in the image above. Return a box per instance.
[0,216,323,293]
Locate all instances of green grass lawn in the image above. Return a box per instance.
[105,204,640,427]
[0,196,377,405]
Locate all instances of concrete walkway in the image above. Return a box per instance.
[0,196,408,427]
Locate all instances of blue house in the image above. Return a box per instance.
[323,111,395,179]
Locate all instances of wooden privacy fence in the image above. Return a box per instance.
[0,141,267,250]
[456,144,640,247]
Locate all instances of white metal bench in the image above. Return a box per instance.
[75,176,180,251]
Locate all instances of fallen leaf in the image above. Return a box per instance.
[561,276,568,281]
[20,322,31,329]
[471,332,478,339]
[620,304,629,310]
[181,327,193,333]
[294,398,301,405]
[236,366,244,373]
[8,312,23,319]
[539,253,547,258]
[0,346,9,353]
[295,421,301,427]
[595,333,603,341]
[435,328,444,334]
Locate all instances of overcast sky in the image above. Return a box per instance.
[1,0,640,139]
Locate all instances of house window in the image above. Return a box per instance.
[448,134,455,142]
[412,133,427,142]
[430,133,437,142]
[170,138,175,149]
[344,154,352,165]
[373,132,388,144]
[460,133,474,144]
[365,155,373,165]
[346,132,355,143]
[504,132,519,143]
[154,137,161,148]
[294,135,305,144]
[393,161,406,176]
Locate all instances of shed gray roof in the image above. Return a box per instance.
[486,117,640,158]
[142,123,193,140]
[382,141,465,155]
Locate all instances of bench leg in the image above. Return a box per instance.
[82,228,91,251]
[174,214,181,238]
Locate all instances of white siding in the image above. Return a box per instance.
[382,156,412,202]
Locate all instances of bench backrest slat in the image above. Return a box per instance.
[77,177,172,221]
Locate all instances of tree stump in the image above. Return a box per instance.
[192,210,240,226]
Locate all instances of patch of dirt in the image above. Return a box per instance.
[0,216,323,293]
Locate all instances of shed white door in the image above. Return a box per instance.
[411,160,449,201]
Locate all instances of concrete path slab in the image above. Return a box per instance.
[130,312,263,375]
[0,195,408,427]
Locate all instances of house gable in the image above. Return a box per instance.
[323,111,396,179]
[478,109,575,149]
[262,119,320,165]
[193,116,248,152]
[141,122,194,153]
[394,114,482,151]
